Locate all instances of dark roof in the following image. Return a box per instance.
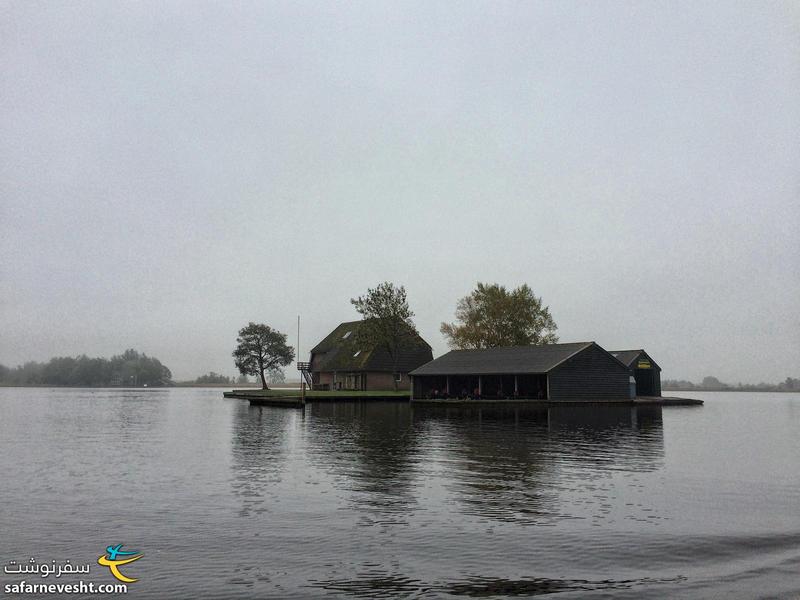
[311,321,433,373]
[310,321,362,354]
[410,342,595,376]
[608,350,641,367]
[608,349,661,370]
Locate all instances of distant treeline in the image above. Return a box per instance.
[663,376,800,392]
[0,349,172,387]
[192,372,239,385]
[188,369,284,385]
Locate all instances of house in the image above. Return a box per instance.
[409,341,633,400]
[609,349,662,397]
[309,321,433,391]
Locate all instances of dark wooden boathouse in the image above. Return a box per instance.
[609,349,662,396]
[409,342,632,401]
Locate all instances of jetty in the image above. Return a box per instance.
[410,395,702,407]
[223,388,410,408]
[224,389,701,408]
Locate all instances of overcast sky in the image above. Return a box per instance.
[2,1,798,383]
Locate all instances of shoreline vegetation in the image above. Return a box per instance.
[663,376,799,393]
[226,388,410,398]
[664,389,800,394]
[0,349,172,387]
[0,383,271,388]
[3,351,797,394]
[0,354,289,389]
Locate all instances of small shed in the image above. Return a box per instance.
[609,350,662,397]
[409,342,631,401]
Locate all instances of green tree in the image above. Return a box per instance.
[108,349,172,386]
[780,377,800,391]
[440,283,558,349]
[233,323,295,390]
[0,350,171,386]
[351,282,419,391]
[196,372,231,384]
[700,376,726,389]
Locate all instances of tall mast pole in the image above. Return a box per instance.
[298,314,306,404]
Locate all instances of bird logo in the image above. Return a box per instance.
[97,544,143,583]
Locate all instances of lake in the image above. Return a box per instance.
[1,388,798,598]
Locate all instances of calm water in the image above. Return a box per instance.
[1,389,799,599]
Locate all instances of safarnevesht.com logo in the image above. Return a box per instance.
[97,545,143,583]
[3,544,141,595]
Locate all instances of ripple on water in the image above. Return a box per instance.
[2,390,800,599]
[307,572,688,598]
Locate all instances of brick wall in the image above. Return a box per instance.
[365,371,409,391]
[313,371,410,391]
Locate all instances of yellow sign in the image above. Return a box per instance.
[637,360,651,369]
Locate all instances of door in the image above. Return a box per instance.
[634,368,656,396]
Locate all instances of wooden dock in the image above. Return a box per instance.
[634,395,704,406]
[411,396,703,408]
[223,390,411,408]
[244,395,306,408]
[224,390,702,408]
[410,395,702,407]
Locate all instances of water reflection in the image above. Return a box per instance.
[229,402,296,517]
[544,405,664,471]
[414,405,558,525]
[3,389,797,599]
[230,401,664,528]
[304,402,422,524]
[411,404,664,526]
[309,572,686,598]
[298,403,668,598]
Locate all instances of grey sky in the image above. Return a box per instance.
[2,1,798,383]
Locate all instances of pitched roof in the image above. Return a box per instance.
[310,321,362,354]
[608,350,642,367]
[311,320,433,373]
[609,349,660,370]
[409,342,594,376]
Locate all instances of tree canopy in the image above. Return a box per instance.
[662,376,800,392]
[440,283,558,349]
[232,322,294,389]
[195,372,233,384]
[0,349,172,386]
[351,282,418,390]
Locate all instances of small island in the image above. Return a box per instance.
[225,282,702,408]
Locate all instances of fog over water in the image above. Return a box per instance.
[1,2,798,381]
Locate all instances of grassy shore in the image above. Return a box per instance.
[228,388,409,398]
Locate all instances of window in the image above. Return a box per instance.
[395,373,402,382]
[342,331,352,339]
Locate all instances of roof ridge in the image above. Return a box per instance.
[411,341,602,376]
[546,341,594,371]
[447,341,592,353]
